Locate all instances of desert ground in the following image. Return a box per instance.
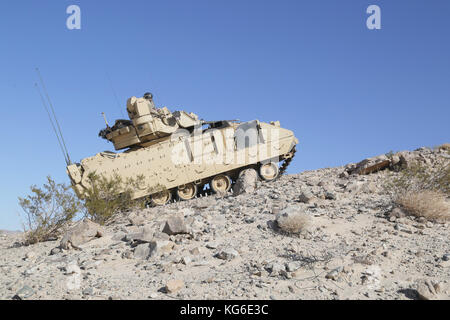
[1,146,449,300]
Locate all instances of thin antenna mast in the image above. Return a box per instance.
[35,67,71,164]
[35,83,69,165]
[106,72,125,118]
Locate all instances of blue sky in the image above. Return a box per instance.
[0,0,448,230]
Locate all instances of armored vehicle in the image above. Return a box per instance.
[66,93,298,205]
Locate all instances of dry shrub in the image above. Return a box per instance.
[82,173,146,225]
[396,190,450,222]
[18,176,81,244]
[385,156,450,221]
[438,143,450,152]
[276,210,311,234]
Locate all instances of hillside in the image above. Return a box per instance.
[1,146,449,300]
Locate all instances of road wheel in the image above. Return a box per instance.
[176,183,197,201]
[259,162,279,181]
[210,174,232,193]
[150,189,172,205]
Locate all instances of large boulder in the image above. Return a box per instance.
[162,216,189,235]
[60,219,104,250]
[416,280,445,300]
[233,169,258,195]
[348,154,391,175]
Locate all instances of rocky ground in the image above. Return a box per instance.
[1,146,449,300]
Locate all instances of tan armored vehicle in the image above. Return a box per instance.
[67,93,298,205]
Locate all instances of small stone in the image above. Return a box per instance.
[64,263,81,275]
[206,242,218,249]
[298,191,314,203]
[165,279,184,294]
[128,213,145,226]
[267,262,285,276]
[325,192,336,200]
[390,208,406,219]
[24,251,36,260]
[325,267,343,280]
[82,288,94,296]
[181,256,192,265]
[216,248,239,261]
[12,286,35,300]
[133,243,151,260]
[285,262,301,272]
[149,240,175,258]
[50,247,61,255]
[442,254,450,262]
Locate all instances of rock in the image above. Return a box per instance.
[60,219,104,250]
[134,243,151,260]
[121,250,133,259]
[64,263,81,275]
[149,240,175,257]
[443,254,450,262]
[325,192,336,200]
[390,208,406,219]
[416,280,444,300]
[298,190,314,203]
[325,267,343,280]
[24,251,36,261]
[162,216,189,235]
[267,262,286,276]
[206,242,218,249]
[50,247,61,255]
[125,225,156,243]
[128,213,145,226]
[12,285,35,300]
[181,256,192,265]
[82,288,94,296]
[285,262,301,272]
[165,279,184,294]
[349,155,391,175]
[394,224,413,234]
[233,169,258,195]
[216,248,239,261]
[190,246,207,255]
[345,181,362,193]
[339,171,349,178]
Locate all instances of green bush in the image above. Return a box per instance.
[81,173,146,225]
[18,176,81,244]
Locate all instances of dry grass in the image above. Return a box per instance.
[396,190,450,222]
[438,143,450,151]
[276,211,311,234]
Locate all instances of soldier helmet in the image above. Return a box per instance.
[143,92,153,100]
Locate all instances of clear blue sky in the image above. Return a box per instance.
[0,0,448,230]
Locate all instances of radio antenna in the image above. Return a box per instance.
[106,72,125,118]
[35,83,70,165]
[35,67,71,165]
